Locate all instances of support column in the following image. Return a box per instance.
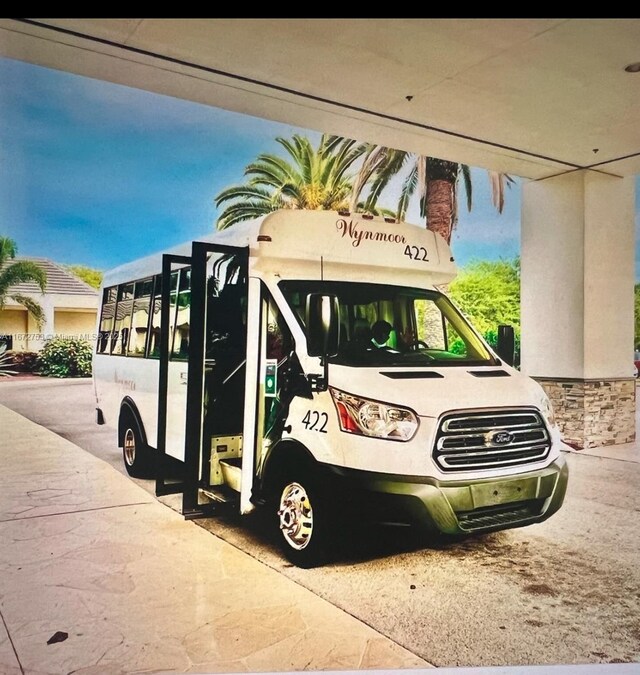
[521,171,636,449]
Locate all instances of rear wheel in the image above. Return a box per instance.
[276,472,330,568]
[121,412,152,478]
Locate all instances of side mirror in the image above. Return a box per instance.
[305,294,339,358]
[496,324,515,366]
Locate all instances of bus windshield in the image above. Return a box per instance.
[279,281,498,368]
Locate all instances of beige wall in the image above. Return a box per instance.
[0,309,28,351]
[0,307,97,352]
[54,310,97,341]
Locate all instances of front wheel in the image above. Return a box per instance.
[276,473,330,568]
[121,414,152,478]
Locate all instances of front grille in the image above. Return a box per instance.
[456,499,544,531]
[434,408,551,472]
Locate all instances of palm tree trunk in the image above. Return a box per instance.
[426,178,455,244]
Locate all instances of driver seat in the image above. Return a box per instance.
[352,319,371,345]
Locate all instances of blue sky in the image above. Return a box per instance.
[0,56,632,276]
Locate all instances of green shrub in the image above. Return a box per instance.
[9,350,39,373]
[449,336,466,355]
[36,338,92,378]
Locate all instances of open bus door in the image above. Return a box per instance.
[155,242,257,519]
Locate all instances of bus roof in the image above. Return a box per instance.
[102,210,457,288]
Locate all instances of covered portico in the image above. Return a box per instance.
[2,18,638,447]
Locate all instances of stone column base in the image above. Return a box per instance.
[535,378,636,449]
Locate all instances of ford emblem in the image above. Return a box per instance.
[487,430,514,446]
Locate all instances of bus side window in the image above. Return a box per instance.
[146,271,179,359]
[147,275,162,358]
[97,286,117,354]
[171,268,191,360]
[127,278,153,357]
[112,283,134,355]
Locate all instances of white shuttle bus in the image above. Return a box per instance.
[94,210,568,567]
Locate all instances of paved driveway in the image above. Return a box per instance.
[1,377,639,668]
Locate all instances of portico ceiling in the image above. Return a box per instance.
[1,18,639,179]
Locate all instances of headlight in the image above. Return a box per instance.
[330,387,419,441]
[540,396,556,426]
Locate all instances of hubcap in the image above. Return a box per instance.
[124,428,136,466]
[278,482,313,550]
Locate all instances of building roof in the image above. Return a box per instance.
[3,258,99,297]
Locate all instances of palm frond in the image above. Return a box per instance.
[0,260,47,298]
[277,135,314,184]
[461,164,473,212]
[321,135,350,156]
[417,156,428,219]
[245,155,298,186]
[355,202,397,218]
[397,164,418,221]
[363,173,390,213]
[215,185,275,207]
[349,145,389,211]
[323,139,367,187]
[9,293,46,328]
[488,171,513,213]
[364,149,410,212]
[216,202,279,230]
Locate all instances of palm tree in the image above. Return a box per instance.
[215,134,370,230]
[0,237,47,327]
[350,148,513,244]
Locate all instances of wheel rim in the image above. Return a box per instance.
[124,428,136,466]
[278,481,313,550]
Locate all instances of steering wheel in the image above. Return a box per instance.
[409,340,430,350]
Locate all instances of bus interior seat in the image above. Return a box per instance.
[352,318,371,344]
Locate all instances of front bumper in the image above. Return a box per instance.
[323,454,569,535]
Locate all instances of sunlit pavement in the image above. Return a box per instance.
[0,401,429,674]
[0,378,639,670]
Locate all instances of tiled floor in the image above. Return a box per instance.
[0,405,430,674]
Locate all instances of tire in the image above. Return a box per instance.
[275,471,330,568]
[121,411,153,478]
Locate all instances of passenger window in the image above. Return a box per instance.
[97,286,117,354]
[147,276,162,359]
[171,268,191,360]
[147,271,180,359]
[112,283,134,355]
[205,256,247,362]
[127,278,153,357]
